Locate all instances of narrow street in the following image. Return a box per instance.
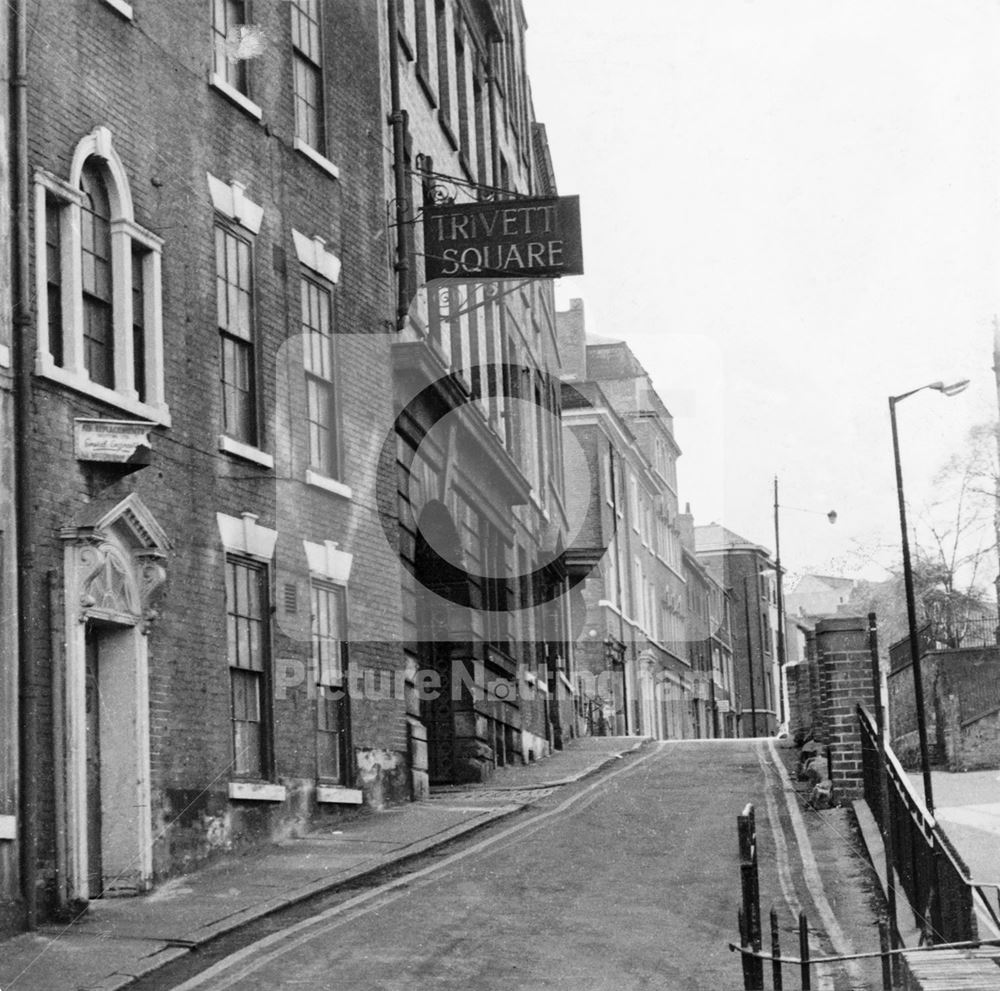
[138,740,883,991]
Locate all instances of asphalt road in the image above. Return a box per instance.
[159,740,881,991]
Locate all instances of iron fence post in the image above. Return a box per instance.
[738,804,763,990]
[878,919,892,991]
[770,905,783,991]
[798,912,811,990]
[868,615,899,947]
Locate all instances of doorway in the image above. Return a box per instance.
[81,618,150,897]
[62,492,167,902]
[414,501,471,785]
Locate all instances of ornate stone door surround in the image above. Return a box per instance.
[59,492,169,900]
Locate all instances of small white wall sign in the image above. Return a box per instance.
[75,419,153,462]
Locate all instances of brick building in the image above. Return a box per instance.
[0,0,487,934]
[679,510,736,738]
[382,0,576,786]
[557,301,692,738]
[1,6,16,932]
[695,524,781,736]
[4,0,577,932]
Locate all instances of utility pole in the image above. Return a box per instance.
[743,575,758,737]
[773,476,786,727]
[992,317,1000,639]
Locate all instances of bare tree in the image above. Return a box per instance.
[844,423,998,651]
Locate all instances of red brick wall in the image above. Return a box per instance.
[815,617,876,801]
[22,0,406,914]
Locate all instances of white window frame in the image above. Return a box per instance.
[35,127,168,425]
[303,538,358,799]
[217,511,282,798]
[293,230,349,495]
[209,174,272,465]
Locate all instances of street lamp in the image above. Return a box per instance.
[889,378,969,815]
[773,478,837,728]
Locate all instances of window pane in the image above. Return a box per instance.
[83,300,114,388]
[313,583,346,686]
[314,581,346,783]
[132,247,147,401]
[214,0,248,93]
[81,163,114,387]
[301,278,335,474]
[45,199,64,367]
[293,57,323,149]
[317,701,342,782]
[217,226,256,444]
[227,561,267,777]
[248,617,262,671]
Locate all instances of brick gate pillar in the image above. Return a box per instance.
[815,616,876,802]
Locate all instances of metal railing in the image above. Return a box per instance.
[734,803,895,989]
[890,614,999,671]
[925,611,998,649]
[858,703,1000,943]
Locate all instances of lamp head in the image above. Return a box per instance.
[827,510,838,525]
[932,379,970,397]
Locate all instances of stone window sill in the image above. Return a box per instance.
[306,470,352,500]
[209,73,263,121]
[228,781,286,802]
[37,360,171,427]
[317,785,363,805]
[101,0,133,18]
[219,435,274,469]
[294,139,341,181]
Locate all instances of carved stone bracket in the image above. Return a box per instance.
[136,552,168,633]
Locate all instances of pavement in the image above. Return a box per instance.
[908,769,1000,884]
[0,736,643,991]
[855,770,1000,990]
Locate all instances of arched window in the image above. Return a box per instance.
[34,127,168,425]
[80,162,114,388]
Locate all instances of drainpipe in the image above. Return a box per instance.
[486,41,501,193]
[12,0,39,928]
[50,573,67,913]
[607,445,630,734]
[387,0,409,330]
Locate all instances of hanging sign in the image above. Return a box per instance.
[424,195,583,280]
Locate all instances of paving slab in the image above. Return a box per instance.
[0,932,181,991]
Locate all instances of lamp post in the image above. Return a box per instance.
[773,478,837,729]
[889,378,969,815]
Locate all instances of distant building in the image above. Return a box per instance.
[785,574,856,620]
[557,302,691,739]
[695,525,781,736]
[679,507,737,738]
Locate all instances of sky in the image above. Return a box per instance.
[524,0,1000,585]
